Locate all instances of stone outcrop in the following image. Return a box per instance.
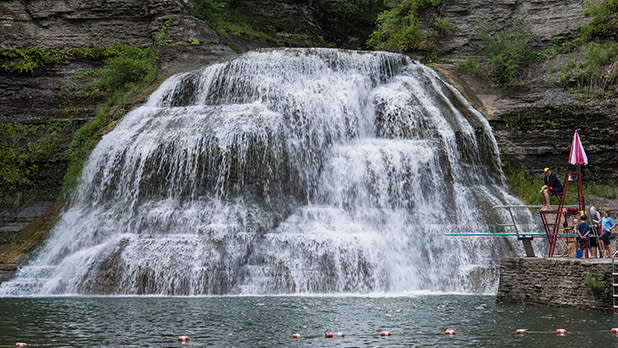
[434,62,618,181]
[497,257,613,311]
[0,0,220,49]
[426,0,618,181]
[434,0,595,58]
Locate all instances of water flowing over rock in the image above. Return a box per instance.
[0,48,533,296]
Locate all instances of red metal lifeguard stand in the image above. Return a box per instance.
[539,170,585,257]
[540,130,588,257]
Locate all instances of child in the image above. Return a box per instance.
[576,215,591,258]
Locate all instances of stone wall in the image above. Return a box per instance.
[497,257,614,312]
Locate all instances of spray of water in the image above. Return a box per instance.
[0,48,533,295]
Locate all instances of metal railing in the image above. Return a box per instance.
[612,250,618,313]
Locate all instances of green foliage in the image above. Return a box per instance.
[92,46,157,92]
[367,0,443,52]
[60,17,174,198]
[474,19,542,86]
[580,0,618,40]
[550,42,618,98]
[456,57,485,79]
[503,165,545,205]
[60,109,111,197]
[0,121,71,206]
[503,162,618,207]
[0,45,143,75]
[1,46,67,74]
[431,17,456,37]
[190,0,226,29]
[584,166,618,199]
[584,273,609,296]
[7,232,18,243]
[188,37,200,45]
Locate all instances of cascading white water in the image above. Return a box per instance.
[1,48,534,296]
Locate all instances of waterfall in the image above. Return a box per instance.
[0,48,533,295]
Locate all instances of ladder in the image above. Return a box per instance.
[613,249,618,312]
[539,171,585,257]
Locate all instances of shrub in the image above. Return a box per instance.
[95,46,157,92]
[190,0,226,29]
[1,46,67,74]
[367,0,442,52]
[0,122,71,206]
[580,0,618,40]
[60,17,173,197]
[474,18,542,86]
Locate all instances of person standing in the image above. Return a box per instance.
[540,168,563,211]
[600,210,616,258]
[576,215,591,258]
[588,205,601,257]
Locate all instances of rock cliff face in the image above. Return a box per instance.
[434,0,594,58]
[0,0,229,124]
[0,0,213,49]
[0,0,235,248]
[427,0,617,181]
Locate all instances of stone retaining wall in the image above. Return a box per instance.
[497,257,614,312]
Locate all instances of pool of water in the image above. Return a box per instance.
[1,294,617,347]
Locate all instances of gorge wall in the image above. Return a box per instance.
[429,0,617,182]
[0,0,236,251]
[1,0,617,277]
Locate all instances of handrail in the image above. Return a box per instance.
[491,204,581,209]
[444,232,577,237]
[612,250,618,313]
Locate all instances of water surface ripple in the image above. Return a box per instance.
[1,295,615,347]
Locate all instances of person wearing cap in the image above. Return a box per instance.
[540,167,563,211]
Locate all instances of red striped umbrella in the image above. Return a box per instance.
[568,130,588,165]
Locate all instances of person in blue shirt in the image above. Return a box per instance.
[540,168,563,211]
[600,210,616,258]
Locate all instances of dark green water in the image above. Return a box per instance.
[1,295,617,347]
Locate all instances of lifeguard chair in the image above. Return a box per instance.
[540,130,588,257]
[539,170,585,257]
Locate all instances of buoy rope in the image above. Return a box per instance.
[3,328,616,347]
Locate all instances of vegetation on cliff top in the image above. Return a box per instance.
[462,0,617,96]
[367,0,455,59]
[189,0,384,49]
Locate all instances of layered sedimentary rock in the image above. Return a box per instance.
[435,0,593,57]
[0,0,219,49]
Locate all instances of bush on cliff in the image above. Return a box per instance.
[189,0,226,30]
[367,0,445,53]
[471,19,542,86]
[580,0,618,41]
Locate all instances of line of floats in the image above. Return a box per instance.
[9,328,618,346]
